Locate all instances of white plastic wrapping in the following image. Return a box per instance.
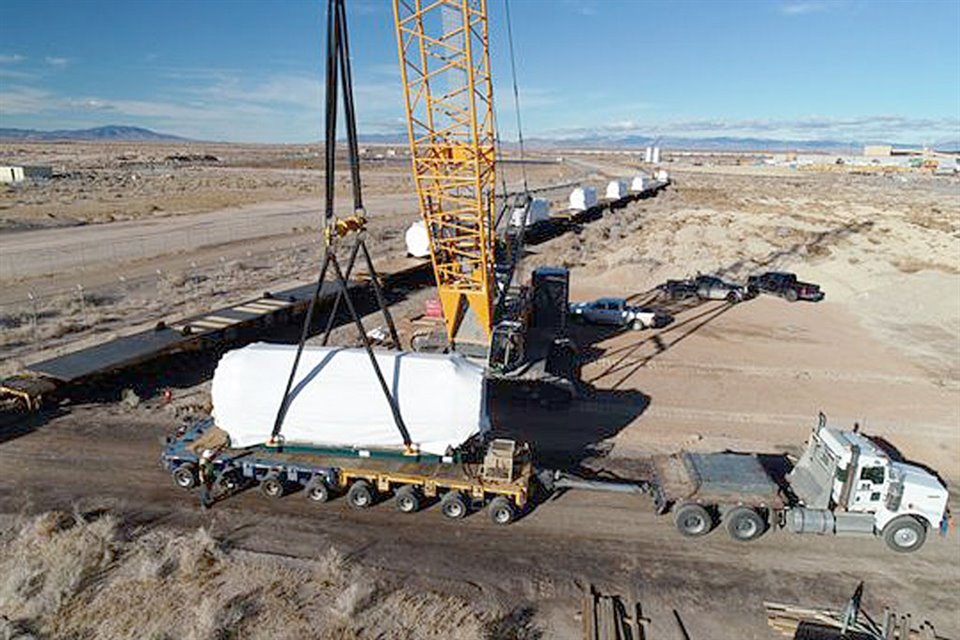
[404,220,431,258]
[211,343,489,454]
[509,197,551,227]
[630,174,648,192]
[605,180,628,199]
[569,186,598,211]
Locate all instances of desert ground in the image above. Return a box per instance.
[1,142,958,639]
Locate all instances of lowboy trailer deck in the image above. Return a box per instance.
[163,418,533,524]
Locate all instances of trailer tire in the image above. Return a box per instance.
[172,464,198,490]
[305,479,331,503]
[347,480,375,509]
[725,507,766,542]
[440,492,468,519]
[394,485,421,514]
[260,475,285,499]
[882,516,927,553]
[488,496,515,526]
[674,503,713,537]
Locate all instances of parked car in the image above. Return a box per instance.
[694,275,746,303]
[746,271,824,302]
[658,279,699,300]
[658,275,745,303]
[568,297,670,329]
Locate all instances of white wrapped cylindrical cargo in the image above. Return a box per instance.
[404,220,431,258]
[569,186,597,211]
[656,169,669,182]
[211,343,489,455]
[605,180,628,199]
[630,175,648,192]
[509,197,551,227]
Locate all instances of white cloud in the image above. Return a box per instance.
[0,54,26,64]
[0,85,52,114]
[45,56,70,67]
[779,1,832,16]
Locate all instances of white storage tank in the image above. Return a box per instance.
[605,180,628,200]
[404,220,431,258]
[644,147,653,163]
[651,147,661,163]
[509,197,551,228]
[569,186,598,211]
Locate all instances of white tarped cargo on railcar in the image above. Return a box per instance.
[605,180,628,199]
[404,220,431,258]
[509,197,551,227]
[211,343,489,455]
[569,186,598,211]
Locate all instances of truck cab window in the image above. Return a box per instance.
[860,466,884,484]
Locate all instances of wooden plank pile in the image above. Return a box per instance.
[581,582,649,640]
[765,601,944,639]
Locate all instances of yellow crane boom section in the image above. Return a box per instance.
[393,0,497,346]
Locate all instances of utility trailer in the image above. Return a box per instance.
[544,414,951,553]
[162,419,533,525]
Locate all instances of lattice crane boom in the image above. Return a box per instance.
[393,0,497,348]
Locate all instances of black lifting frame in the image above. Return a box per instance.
[270,0,412,449]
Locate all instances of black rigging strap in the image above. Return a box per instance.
[270,0,410,448]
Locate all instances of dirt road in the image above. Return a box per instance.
[2,290,958,638]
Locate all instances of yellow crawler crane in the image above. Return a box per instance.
[393,0,497,353]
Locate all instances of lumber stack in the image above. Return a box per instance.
[581,583,647,640]
[765,602,945,639]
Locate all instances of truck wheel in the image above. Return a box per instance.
[674,503,713,537]
[488,496,515,525]
[394,485,421,514]
[883,516,927,553]
[440,492,468,519]
[726,291,740,304]
[785,288,799,303]
[173,464,198,490]
[725,507,766,542]
[347,480,375,509]
[305,479,330,503]
[259,475,285,499]
[631,319,644,331]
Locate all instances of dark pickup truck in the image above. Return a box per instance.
[747,272,824,302]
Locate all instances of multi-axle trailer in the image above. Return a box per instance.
[162,414,950,553]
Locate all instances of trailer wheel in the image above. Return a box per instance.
[487,496,515,526]
[882,516,927,553]
[394,485,421,514]
[347,480,375,509]
[440,492,468,519]
[172,464,198,490]
[305,479,331,503]
[674,503,713,537]
[259,475,285,499]
[725,507,766,542]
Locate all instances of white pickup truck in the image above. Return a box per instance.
[568,297,669,330]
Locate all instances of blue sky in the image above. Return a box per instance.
[1,0,958,144]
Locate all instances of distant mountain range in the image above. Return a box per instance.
[0,125,187,142]
[2,125,951,152]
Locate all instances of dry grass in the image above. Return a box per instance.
[0,511,539,640]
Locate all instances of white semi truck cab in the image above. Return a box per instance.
[786,415,950,552]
